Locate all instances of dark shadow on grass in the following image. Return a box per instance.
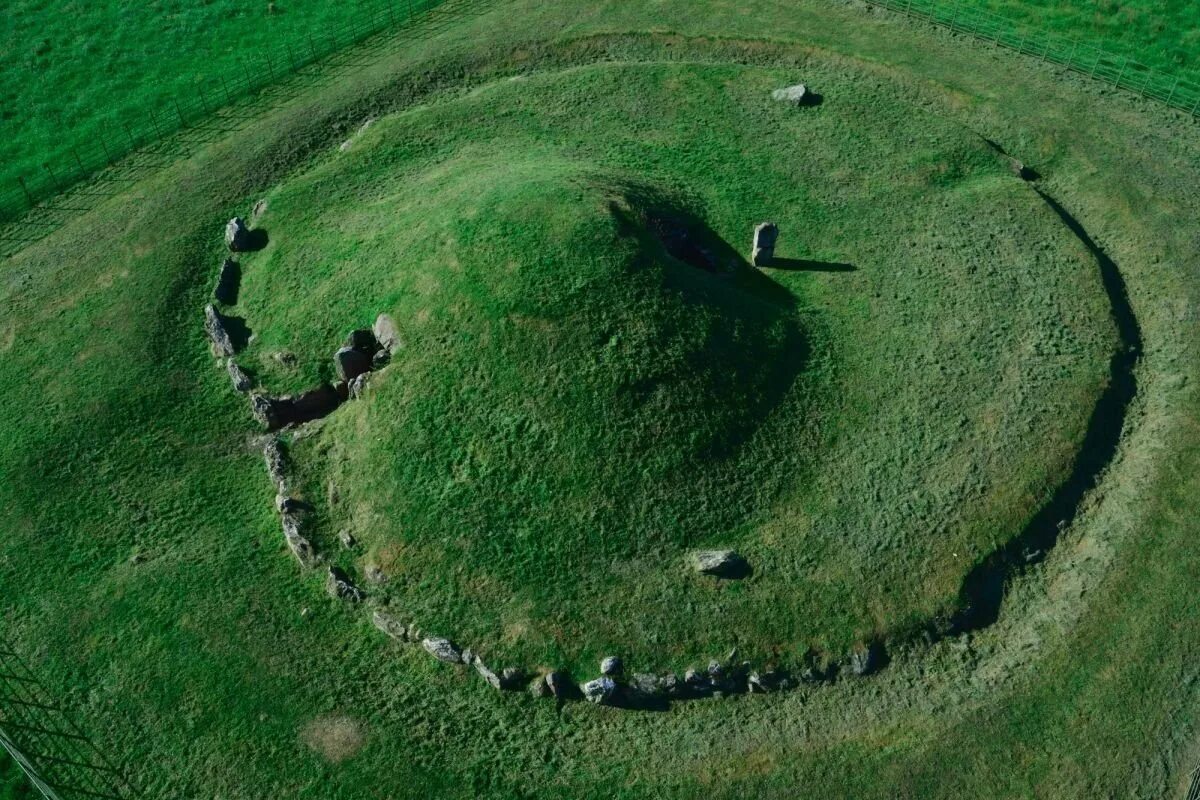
[939,189,1141,636]
[766,258,855,272]
[221,314,254,352]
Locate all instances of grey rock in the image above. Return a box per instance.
[660,673,684,699]
[251,199,268,222]
[214,258,239,305]
[338,529,357,549]
[751,222,778,268]
[204,304,236,357]
[373,313,401,352]
[748,669,790,693]
[421,637,462,664]
[372,610,409,641]
[262,438,287,490]
[684,667,711,695]
[250,393,281,430]
[349,372,370,400]
[582,677,618,705]
[689,549,750,578]
[326,566,365,602]
[334,346,370,383]
[771,83,808,104]
[371,349,391,370]
[849,643,881,676]
[344,329,378,355]
[275,494,302,514]
[545,670,574,700]
[529,674,553,698]
[365,564,388,584]
[600,656,623,677]
[225,217,252,252]
[227,359,253,392]
[474,658,503,689]
[628,673,664,698]
[281,512,316,568]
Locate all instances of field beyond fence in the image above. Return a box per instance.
[863,0,1200,117]
[0,0,448,226]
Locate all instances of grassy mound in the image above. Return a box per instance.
[233,60,1114,668]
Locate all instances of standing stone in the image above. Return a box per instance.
[421,637,463,664]
[262,437,287,490]
[474,658,503,690]
[338,529,357,549]
[225,217,252,252]
[849,642,882,676]
[214,258,240,305]
[326,566,365,602]
[581,677,618,705]
[545,670,574,700]
[227,359,253,392]
[771,83,809,105]
[281,512,315,568]
[751,222,779,268]
[499,667,525,691]
[250,393,281,430]
[204,304,236,357]
[373,313,401,352]
[349,372,371,400]
[344,329,378,355]
[600,656,623,677]
[334,346,370,383]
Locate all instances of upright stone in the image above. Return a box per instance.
[281,512,316,568]
[214,258,239,305]
[227,359,253,392]
[225,217,252,252]
[751,222,779,268]
[204,304,236,357]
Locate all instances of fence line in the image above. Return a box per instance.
[859,0,1200,118]
[0,0,448,224]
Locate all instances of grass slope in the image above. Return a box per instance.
[0,1,1197,798]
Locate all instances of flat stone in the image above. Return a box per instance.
[689,549,750,578]
[372,610,409,641]
[421,637,462,664]
[204,304,236,357]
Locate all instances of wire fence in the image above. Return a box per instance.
[0,0,448,225]
[861,0,1200,119]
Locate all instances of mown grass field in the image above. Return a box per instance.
[1,0,1196,202]
[1,0,1199,798]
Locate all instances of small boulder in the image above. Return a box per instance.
[372,610,409,641]
[373,313,401,352]
[371,349,391,370]
[628,673,665,699]
[250,393,281,430]
[214,258,240,305]
[227,360,253,392]
[225,217,252,252]
[275,494,302,514]
[338,529,357,549]
[771,83,809,105]
[849,642,882,677]
[751,222,778,268]
[529,674,553,698]
[204,304,236,357]
[581,677,618,705]
[500,667,525,690]
[349,372,370,400]
[600,656,623,677]
[334,346,370,383]
[689,549,750,578]
[474,658,503,690]
[421,637,462,664]
[684,667,711,695]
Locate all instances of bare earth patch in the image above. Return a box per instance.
[300,714,366,764]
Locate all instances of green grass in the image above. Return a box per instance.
[0,0,1199,797]
[966,0,1200,77]
[0,754,31,800]
[236,59,1111,670]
